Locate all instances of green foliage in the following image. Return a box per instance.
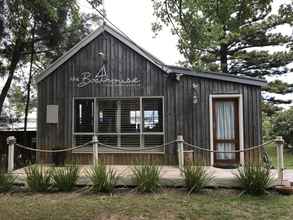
[262,112,273,141]
[0,171,15,192]
[51,165,79,192]
[272,107,293,146]
[261,101,282,117]
[132,164,161,193]
[25,165,52,192]
[152,0,293,75]
[86,164,117,193]
[0,0,98,116]
[152,0,293,104]
[265,80,293,95]
[182,165,213,193]
[234,164,273,195]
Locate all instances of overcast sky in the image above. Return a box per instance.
[80,0,184,65]
[1,0,292,116]
[79,0,293,82]
[79,0,293,103]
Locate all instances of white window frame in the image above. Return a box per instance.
[72,96,165,154]
[209,94,244,166]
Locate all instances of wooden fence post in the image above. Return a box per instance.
[7,136,16,173]
[177,135,184,169]
[275,136,284,184]
[92,135,98,167]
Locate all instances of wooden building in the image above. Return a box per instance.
[36,24,266,167]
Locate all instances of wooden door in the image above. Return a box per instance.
[213,98,239,167]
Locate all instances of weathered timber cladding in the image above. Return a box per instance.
[37,31,262,165]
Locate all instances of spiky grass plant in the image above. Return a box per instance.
[132,164,161,193]
[182,165,213,193]
[86,164,117,193]
[51,164,79,192]
[234,164,273,195]
[25,165,52,192]
[0,170,15,192]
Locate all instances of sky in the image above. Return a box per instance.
[79,0,293,79]
[79,0,293,103]
[1,0,293,123]
[79,0,184,65]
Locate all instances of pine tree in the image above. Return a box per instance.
[152,0,293,103]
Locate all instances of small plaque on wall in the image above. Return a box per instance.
[46,105,59,124]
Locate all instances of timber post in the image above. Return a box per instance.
[7,136,16,173]
[275,136,284,184]
[92,135,98,167]
[177,135,184,169]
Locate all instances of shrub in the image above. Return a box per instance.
[86,164,117,193]
[132,164,161,193]
[51,165,79,192]
[234,164,273,195]
[0,171,15,192]
[182,165,213,193]
[272,107,293,147]
[25,165,52,192]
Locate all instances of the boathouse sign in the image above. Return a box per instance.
[70,64,141,88]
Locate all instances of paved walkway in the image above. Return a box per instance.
[283,170,293,184]
[12,165,289,188]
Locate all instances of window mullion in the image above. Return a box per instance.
[94,98,97,134]
[140,97,143,148]
[117,100,121,147]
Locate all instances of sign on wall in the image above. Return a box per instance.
[46,105,59,124]
[70,64,141,88]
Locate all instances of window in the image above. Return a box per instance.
[97,100,117,133]
[130,111,140,128]
[74,99,94,132]
[73,97,164,152]
[121,99,140,133]
[143,99,162,132]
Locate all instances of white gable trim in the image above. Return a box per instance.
[36,24,165,84]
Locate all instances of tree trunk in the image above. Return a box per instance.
[24,24,35,131]
[0,40,23,116]
[220,44,228,73]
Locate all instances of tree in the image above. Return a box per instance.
[272,107,293,147]
[0,0,96,118]
[151,0,293,103]
[0,0,98,128]
[261,101,282,117]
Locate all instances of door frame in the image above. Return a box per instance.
[209,94,244,166]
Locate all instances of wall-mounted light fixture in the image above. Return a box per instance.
[167,72,184,81]
[192,82,200,104]
[98,51,107,64]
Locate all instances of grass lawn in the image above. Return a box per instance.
[0,189,293,220]
[266,144,293,169]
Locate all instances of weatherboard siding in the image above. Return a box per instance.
[37,31,262,164]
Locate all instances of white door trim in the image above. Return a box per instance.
[209,94,244,166]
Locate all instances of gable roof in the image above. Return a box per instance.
[36,23,166,83]
[36,23,266,87]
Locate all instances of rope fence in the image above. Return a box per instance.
[6,135,285,183]
[183,140,275,154]
[15,141,94,153]
[11,139,274,154]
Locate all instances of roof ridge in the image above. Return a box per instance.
[36,23,166,83]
